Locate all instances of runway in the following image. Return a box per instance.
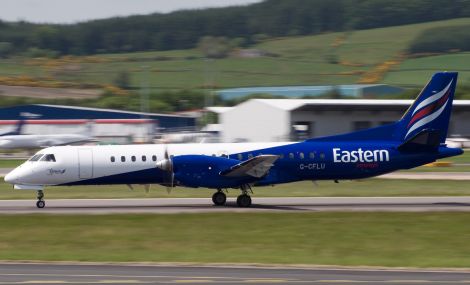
[1,196,470,213]
[1,262,470,284]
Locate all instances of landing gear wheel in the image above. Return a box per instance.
[36,200,45,209]
[236,194,252,207]
[212,191,227,206]
[36,190,45,209]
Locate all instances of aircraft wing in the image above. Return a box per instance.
[220,155,279,178]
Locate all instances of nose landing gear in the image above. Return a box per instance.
[36,190,45,208]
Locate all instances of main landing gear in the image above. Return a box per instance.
[236,184,252,207]
[212,190,227,206]
[211,185,253,207]
[36,190,45,209]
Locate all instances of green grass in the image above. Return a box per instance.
[1,212,470,267]
[0,159,25,168]
[384,52,470,86]
[1,18,469,90]
[2,178,470,200]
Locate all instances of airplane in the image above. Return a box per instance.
[0,121,95,149]
[0,120,25,136]
[4,72,463,209]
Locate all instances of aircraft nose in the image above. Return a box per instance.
[4,170,17,184]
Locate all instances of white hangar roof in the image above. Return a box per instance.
[219,99,470,112]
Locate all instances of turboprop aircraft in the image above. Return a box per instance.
[4,72,463,208]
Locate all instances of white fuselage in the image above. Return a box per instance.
[5,142,292,187]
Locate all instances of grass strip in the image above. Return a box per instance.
[1,212,470,268]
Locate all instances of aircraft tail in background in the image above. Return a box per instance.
[0,120,25,137]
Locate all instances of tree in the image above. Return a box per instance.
[114,71,131,90]
[0,42,13,58]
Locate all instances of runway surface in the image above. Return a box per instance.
[1,196,470,213]
[1,262,470,284]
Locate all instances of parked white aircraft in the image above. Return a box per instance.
[0,121,95,149]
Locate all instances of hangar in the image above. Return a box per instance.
[216,84,404,100]
[0,104,196,143]
[209,99,470,142]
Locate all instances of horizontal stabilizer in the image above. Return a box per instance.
[397,129,440,152]
[220,155,279,178]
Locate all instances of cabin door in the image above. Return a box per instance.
[78,148,93,179]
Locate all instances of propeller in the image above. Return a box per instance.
[156,146,175,193]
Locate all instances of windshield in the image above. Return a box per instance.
[29,154,44,162]
[40,154,56,162]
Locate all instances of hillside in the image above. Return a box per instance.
[2,18,469,91]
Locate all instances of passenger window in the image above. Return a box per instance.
[248,153,253,159]
[111,156,115,162]
[309,152,315,159]
[279,153,284,159]
[289,153,294,159]
[142,155,146,162]
[121,156,126,162]
[29,154,44,161]
[152,155,157,161]
[320,153,325,160]
[40,154,56,162]
[299,152,304,159]
[238,153,243,160]
[131,156,136,162]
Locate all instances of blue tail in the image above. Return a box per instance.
[395,72,457,144]
[309,72,458,145]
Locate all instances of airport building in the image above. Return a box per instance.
[209,99,470,143]
[0,104,196,143]
[216,84,404,100]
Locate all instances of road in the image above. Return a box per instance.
[1,196,470,214]
[1,262,470,284]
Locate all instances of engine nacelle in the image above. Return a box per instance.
[172,155,255,188]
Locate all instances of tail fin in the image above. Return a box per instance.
[0,120,25,136]
[308,72,458,144]
[396,72,457,144]
[13,120,25,135]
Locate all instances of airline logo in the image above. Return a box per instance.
[333,148,390,163]
[405,80,453,139]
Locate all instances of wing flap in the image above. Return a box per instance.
[220,155,279,178]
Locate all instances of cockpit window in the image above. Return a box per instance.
[29,154,44,161]
[40,154,56,162]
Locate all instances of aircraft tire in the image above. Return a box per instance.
[236,194,252,207]
[212,192,227,206]
[36,200,45,209]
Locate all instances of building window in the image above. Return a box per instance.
[121,156,126,162]
[353,121,372,131]
[142,155,146,162]
[111,156,115,162]
[131,156,136,162]
[152,155,157,161]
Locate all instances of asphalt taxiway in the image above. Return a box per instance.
[1,262,470,284]
[1,196,470,214]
